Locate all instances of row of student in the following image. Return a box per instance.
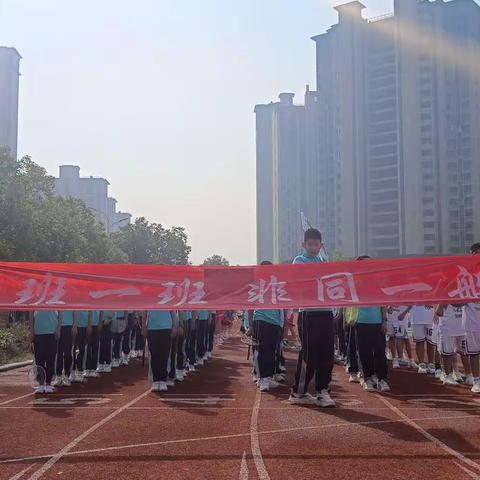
[29,310,218,393]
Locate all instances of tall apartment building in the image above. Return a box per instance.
[256,0,480,260]
[54,165,131,233]
[0,47,21,159]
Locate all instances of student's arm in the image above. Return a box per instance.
[435,305,446,317]
[398,306,412,322]
[55,312,61,340]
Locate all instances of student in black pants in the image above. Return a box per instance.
[144,310,176,392]
[122,312,135,360]
[72,311,89,382]
[289,229,335,408]
[169,311,186,382]
[54,311,75,387]
[207,312,216,357]
[86,311,102,377]
[30,311,60,393]
[132,313,145,357]
[98,311,114,373]
[185,312,197,371]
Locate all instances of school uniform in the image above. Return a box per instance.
[33,311,58,384]
[147,311,172,382]
[111,311,127,363]
[122,312,135,357]
[196,310,210,361]
[133,313,145,352]
[174,311,188,372]
[253,310,284,379]
[463,304,480,355]
[207,311,216,353]
[73,311,89,373]
[56,311,74,378]
[185,311,197,367]
[86,311,101,372]
[99,311,115,366]
[438,305,464,356]
[292,252,334,395]
[412,306,435,345]
[389,306,409,340]
[356,307,388,380]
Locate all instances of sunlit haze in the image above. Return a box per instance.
[0,0,392,265]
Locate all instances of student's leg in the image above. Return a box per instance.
[148,330,162,382]
[373,324,388,381]
[257,322,277,379]
[63,326,73,377]
[186,320,197,366]
[75,327,87,372]
[315,311,335,392]
[176,332,186,371]
[346,325,359,374]
[416,340,426,364]
[112,332,121,360]
[168,333,178,380]
[395,338,405,362]
[86,326,98,371]
[293,313,317,395]
[208,315,216,352]
[388,336,397,360]
[335,315,346,358]
[426,341,436,365]
[158,329,172,382]
[356,324,375,379]
[56,327,66,377]
[122,322,132,357]
[45,334,57,385]
[196,321,206,360]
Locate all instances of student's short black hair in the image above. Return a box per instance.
[304,228,322,243]
[260,260,273,265]
[356,255,371,261]
[470,243,480,254]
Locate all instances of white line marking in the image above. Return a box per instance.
[1,412,477,465]
[377,395,480,473]
[26,389,151,479]
[0,392,34,406]
[454,462,480,480]
[250,389,270,480]
[239,451,249,480]
[8,463,36,480]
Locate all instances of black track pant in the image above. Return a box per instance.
[186,319,197,366]
[208,315,216,352]
[99,328,112,365]
[133,324,145,351]
[168,334,178,379]
[122,320,133,355]
[86,326,99,371]
[196,320,208,360]
[176,333,186,370]
[148,329,171,382]
[293,311,334,394]
[34,334,56,384]
[56,325,73,376]
[112,332,124,359]
[346,325,359,374]
[254,320,282,379]
[356,323,388,381]
[335,315,346,357]
[74,327,87,371]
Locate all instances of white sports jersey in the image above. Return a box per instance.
[388,306,409,325]
[462,304,480,333]
[411,305,434,325]
[439,305,464,337]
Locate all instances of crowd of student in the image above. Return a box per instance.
[28,229,480,405]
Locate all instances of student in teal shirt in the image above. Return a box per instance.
[54,311,75,387]
[354,256,390,393]
[143,311,176,392]
[31,311,60,392]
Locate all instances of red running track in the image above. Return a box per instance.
[0,336,479,480]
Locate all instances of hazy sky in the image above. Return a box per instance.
[1,0,392,265]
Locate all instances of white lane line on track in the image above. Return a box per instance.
[2,412,477,466]
[0,393,34,406]
[239,451,249,480]
[454,462,480,480]
[8,463,36,480]
[250,389,270,480]
[377,395,480,474]
[26,389,151,480]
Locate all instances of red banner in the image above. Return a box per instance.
[1,256,480,311]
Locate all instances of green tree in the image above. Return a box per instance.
[112,217,191,265]
[202,254,230,266]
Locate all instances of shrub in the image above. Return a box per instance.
[0,323,32,365]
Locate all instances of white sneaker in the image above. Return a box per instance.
[72,371,86,383]
[349,373,360,383]
[44,385,55,394]
[151,382,160,392]
[371,374,379,384]
[137,350,143,357]
[392,358,400,369]
[52,376,63,387]
[274,373,286,383]
[104,364,112,373]
[427,364,436,375]
[203,355,208,362]
[188,365,196,372]
[89,370,99,378]
[435,369,443,379]
[175,371,185,382]
[96,364,105,373]
[252,375,259,384]
[443,373,460,386]
[129,351,137,359]
[363,378,375,392]
[62,377,71,387]
[279,365,287,373]
[377,379,391,392]
[386,351,393,361]
[197,358,204,366]
[166,379,175,387]
[111,359,120,368]
[315,389,335,408]
[418,363,428,374]
[259,378,270,392]
[409,360,418,369]
[34,385,46,394]
[120,357,129,366]
[472,382,480,394]
[453,370,465,383]
[465,375,475,386]
[158,381,168,392]
[288,392,315,405]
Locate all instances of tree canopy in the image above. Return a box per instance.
[202,254,230,266]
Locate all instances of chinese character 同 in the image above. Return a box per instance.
[317,273,359,303]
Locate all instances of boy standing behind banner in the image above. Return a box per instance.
[289,228,335,408]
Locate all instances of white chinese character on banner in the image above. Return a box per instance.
[317,273,359,303]
[89,287,141,299]
[158,279,207,306]
[381,283,432,295]
[15,273,66,305]
[247,276,292,305]
[448,266,480,299]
